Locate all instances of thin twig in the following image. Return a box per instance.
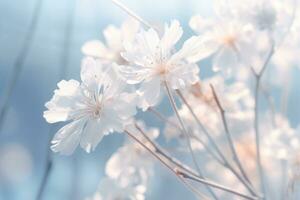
[126,129,257,200]
[148,107,181,129]
[178,172,258,200]
[209,84,253,188]
[176,90,258,196]
[36,157,52,200]
[124,130,210,200]
[36,126,53,200]
[260,85,276,127]
[111,0,154,30]
[0,0,44,132]
[176,173,211,200]
[148,107,222,163]
[164,82,219,199]
[251,40,275,197]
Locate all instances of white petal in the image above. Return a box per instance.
[161,20,183,51]
[81,40,110,58]
[80,119,105,153]
[44,80,82,123]
[168,62,200,89]
[113,92,137,118]
[103,25,122,51]
[137,77,161,110]
[121,18,140,43]
[172,35,219,63]
[51,119,85,155]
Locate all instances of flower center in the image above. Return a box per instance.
[221,35,236,47]
[93,106,101,117]
[154,63,168,76]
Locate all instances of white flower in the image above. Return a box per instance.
[82,19,140,65]
[105,121,159,186]
[86,178,145,200]
[214,0,296,39]
[263,114,300,160]
[189,16,257,76]
[43,60,137,155]
[120,20,200,110]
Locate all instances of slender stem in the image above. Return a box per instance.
[176,90,258,196]
[36,130,53,200]
[124,130,209,200]
[164,82,201,173]
[111,0,154,30]
[36,159,52,200]
[177,174,211,200]
[164,81,218,200]
[126,128,257,200]
[179,172,258,200]
[210,84,253,187]
[148,107,181,129]
[260,86,276,127]
[148,107,222,163]
[134,123,200,178]
[252,40,275,197]
[0,0,44,132]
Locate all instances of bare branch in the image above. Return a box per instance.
[209,84,253,188]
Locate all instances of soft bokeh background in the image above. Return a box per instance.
[0,0,299,200]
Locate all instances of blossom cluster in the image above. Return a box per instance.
[43,0,300,199]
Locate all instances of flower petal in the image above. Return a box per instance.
[51,119,85,155]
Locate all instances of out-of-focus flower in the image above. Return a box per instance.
[43,60,137,155]
[0,143,32,184]
[82,19,140,65]
[164,75,254,144]
[214,0,295,37]
[263,114,300,160]
[189,16,256,76]
[105,121,159,186]
[120,20,200,110]
[86,177,145,200]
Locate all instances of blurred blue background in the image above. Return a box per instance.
[0,0,299,200]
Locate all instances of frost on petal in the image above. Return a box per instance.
[160,20,183,52]
[137,77,161,110]
[81,40,109,58]
[44,80,82,123]
[51,119,85,155]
